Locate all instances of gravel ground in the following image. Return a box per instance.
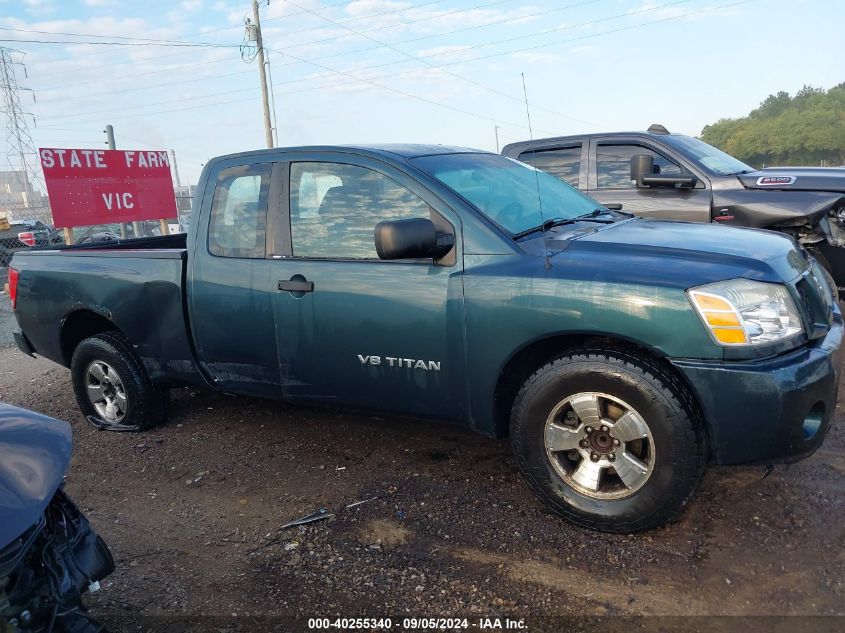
[0,304,843,632]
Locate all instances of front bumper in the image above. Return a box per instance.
[671,314,844,465]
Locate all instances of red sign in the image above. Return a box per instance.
[39,147,177,228]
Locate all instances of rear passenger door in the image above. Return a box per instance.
[267,153,467,421]
[587,140,711,222]
[188,159,280,396]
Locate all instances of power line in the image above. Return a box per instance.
[20,0,571,99]
[33,55,237,93]
[270,0,695,75]
[0,26,226,44]
[37,84,254,120]
[268,0,518,45]
[0,37,238,48]
[273,0,538,52]
[30,34,239,82]
[32,67,542,134]
[25,0,503,83]
[281,0,606,127]
[28,0,600,107]
[31,0,755,135]
[418,0,751,69]
[34,0,602,119]
[36,66,253,105]
[211,0,703,105]
[27,0,519,94]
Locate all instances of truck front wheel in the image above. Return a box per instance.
[71,332,169,431]
[510,348,706,532]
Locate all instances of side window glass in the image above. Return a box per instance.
[208,164,271,258]
[290,162,431,259]
[518,145,581,187]
[596,144,682,189]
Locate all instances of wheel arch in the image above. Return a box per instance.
[60,309,122,366]
[492,331,706,444]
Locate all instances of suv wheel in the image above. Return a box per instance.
[510,347,706,532]
[71,332,169,431]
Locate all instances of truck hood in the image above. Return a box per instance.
[0,404,72,549]
[543,218,809,287]
[738,167,845,193]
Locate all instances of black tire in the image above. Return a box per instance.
[71,331,169,431]
[510,347,706,533]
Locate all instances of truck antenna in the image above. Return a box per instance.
[521,73,552,270]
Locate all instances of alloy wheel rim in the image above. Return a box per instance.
[86,361,127,423]
[544,392,655,500]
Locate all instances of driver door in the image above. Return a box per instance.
[268,154,467,421]
[587,140,712,222]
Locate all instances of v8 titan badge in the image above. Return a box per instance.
[358,355,441,371]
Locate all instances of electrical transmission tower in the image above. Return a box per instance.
[0,47,46,223]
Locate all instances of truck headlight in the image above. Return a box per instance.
[688,279,803,346]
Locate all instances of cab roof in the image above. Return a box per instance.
[209,143,488,165]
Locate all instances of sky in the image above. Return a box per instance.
[0,0,842,186]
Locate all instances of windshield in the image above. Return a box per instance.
[664,135,754,176]
[411,153,602,235]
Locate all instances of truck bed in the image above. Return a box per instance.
[11,235,206,389]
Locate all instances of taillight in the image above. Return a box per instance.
[18,231,36,247]
[8,267,19,310]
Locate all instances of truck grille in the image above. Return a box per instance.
[796,280,816,324]
[794,259,835,338]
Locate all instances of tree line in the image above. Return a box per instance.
[700,83,845,167]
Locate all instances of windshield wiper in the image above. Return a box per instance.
[513,209,615,239]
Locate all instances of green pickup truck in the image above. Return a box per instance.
[9,145,842,532]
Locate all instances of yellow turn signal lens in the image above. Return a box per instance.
[712,328,748,344]
[688,289,748,346]
[705,312,741,327]
[693,294,733,311]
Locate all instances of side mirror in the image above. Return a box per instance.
[631,154,696,189]
[630,154,654,187]
[374,218,454,260]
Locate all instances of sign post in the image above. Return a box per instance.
[39,148,177,237]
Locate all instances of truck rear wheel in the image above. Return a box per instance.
[510,347,706,533]
[71,332,169,431]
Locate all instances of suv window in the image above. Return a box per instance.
[290,162,431,259]
[208,163,271,258]
[517,146,581,187]
[596,144,681,189]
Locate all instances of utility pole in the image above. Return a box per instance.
[170,149,182,188]
[494,125,501,153]
[103,124,135,239]
[104,124,116,151]
[169,149,182,234]
[251,0,274,148]
[265,49,279,145]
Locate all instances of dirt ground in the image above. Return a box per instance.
[0,298,843,632]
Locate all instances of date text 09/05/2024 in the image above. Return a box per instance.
[307,617,527,630]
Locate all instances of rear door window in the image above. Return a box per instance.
[517,145,582,187]
[208,163,271,258]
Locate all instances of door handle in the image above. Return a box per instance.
[278,279,314,293]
